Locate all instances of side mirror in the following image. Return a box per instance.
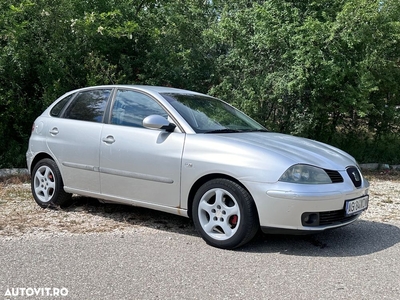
[143,115,176,132]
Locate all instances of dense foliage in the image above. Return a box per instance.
[1,0,399,167]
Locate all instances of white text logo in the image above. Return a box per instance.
[4,287,68,298]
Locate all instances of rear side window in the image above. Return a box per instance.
[50,94,74,117]
[64,89,111,122]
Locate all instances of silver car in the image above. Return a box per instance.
[27,85,369,249]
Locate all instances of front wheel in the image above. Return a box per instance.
[192,178,259,249]
[31,158,72,208]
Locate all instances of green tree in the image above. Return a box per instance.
[135,0,219,92]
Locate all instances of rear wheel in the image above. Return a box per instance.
[31,158,72,208]
[192,178,259,249]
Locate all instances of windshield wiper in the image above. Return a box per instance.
[242,129,269,132]
[204,129,242,134]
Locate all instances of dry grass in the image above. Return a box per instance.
[362,170,400,223]
[363,169,400,182]
[0,174,30,185]
[0,172,399,237]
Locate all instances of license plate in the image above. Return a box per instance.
[345,195,369,216]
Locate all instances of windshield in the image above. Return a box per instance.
[161,93,267,133]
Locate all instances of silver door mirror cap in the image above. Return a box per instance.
[143,115,176,132]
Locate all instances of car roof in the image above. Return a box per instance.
[70,85,204,96]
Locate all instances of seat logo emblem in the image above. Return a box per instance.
[352,171,360,182]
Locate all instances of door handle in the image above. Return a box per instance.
[102,135,115,144]
[49,128,59,135]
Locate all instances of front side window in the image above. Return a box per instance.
[63,89,111,122]
[111,90,168,127]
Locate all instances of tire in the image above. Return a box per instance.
[31,158,72,208]
[192,178,259,249]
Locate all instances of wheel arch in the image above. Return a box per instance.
[30,152,55,174]
[186,173,258,220]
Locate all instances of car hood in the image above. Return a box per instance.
[217,132,357,171]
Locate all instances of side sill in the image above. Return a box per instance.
[63,186,189,218]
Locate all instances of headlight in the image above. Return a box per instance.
[279,164,332,184]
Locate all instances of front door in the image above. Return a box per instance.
[99,89,184,207]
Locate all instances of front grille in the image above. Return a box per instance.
[347,167,362,187]
[319,209,358,226]
[324,169,344,183]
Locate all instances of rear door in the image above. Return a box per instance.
[46,88,112,193]
[99,89,185,207]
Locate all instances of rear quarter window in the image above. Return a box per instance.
[50,94,74,117]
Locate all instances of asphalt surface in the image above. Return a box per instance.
[1,219,400,300]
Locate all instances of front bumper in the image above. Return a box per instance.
[244,177,369,233]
